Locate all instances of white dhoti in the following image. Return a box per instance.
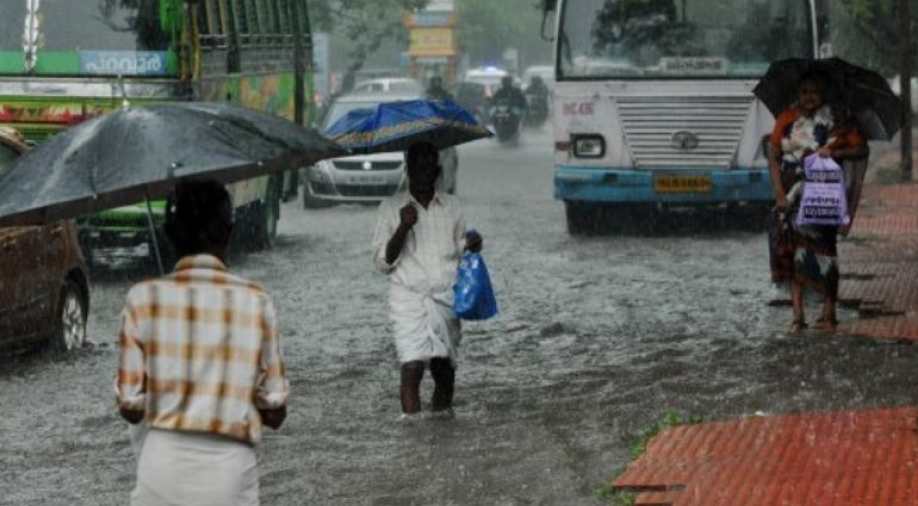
[390,283,461,364]
[131,429,259,506]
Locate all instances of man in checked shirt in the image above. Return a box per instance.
[115,180,288,506]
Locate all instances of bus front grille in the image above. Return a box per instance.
[616,96,753,169]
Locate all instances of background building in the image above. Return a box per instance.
[404,0,458,86]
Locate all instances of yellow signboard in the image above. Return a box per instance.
[409,27,456,57]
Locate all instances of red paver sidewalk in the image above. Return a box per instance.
[838,183,918,341]
[613,407,918,505]
[609,183,918,505]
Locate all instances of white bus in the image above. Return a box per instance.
[544,0,821,233]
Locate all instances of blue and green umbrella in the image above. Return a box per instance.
[324,99,492,154]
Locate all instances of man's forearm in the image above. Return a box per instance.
[833,145,868,160]
[385,225,411,265]
[768,154,785,200]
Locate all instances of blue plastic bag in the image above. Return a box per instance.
[453,252,498,320]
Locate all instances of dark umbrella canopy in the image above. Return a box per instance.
[324,98,492,154]
[753,57,902,140]
[0,102,346,226]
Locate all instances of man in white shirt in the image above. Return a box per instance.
[373,142,482,418]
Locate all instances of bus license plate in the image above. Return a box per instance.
[654,175,712,193]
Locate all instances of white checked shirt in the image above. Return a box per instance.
[115,255,288,445]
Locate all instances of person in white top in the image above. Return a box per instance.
[373,142,483,418]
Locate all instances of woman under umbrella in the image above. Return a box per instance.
[767,70,868,332]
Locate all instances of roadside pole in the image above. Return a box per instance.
[899,0,913,181]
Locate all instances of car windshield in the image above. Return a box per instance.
[353,80,422,94]
[559,0,814,79]
[466,75,504,87]
[390,80,423,92]
[323,101,381,130]
[0,143,20,178]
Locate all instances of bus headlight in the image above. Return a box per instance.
[572,134,605,158]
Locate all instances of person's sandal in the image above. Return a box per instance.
[789,318,808,333]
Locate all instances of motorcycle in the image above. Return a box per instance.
[524,92,549,128]
[491,99,521,143]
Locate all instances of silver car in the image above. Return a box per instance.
[351,78,423,95]
[303,93,459,207]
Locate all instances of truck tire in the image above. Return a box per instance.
[283,170,300,202]
[250,177,281,250]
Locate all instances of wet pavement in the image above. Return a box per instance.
[3,128,918,505]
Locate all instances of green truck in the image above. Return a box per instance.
[0,0,315,265]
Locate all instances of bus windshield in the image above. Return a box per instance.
[0,0,171,75]
[559,0,813,79]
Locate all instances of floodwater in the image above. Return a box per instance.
[3,128,917,505]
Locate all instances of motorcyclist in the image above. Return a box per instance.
[526,75,549,102]
[524,75,550,126]
[491,75,528,116]
[426,75,454,102]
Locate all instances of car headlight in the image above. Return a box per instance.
[572,134,605,158]
[310,161,333,183]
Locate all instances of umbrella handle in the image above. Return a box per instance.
[145,194,165,276]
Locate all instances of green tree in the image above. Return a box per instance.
[832,0,917,75]
[307,0,428,91]
[456,0,552,70]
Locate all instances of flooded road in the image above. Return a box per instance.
[3,128,917,505]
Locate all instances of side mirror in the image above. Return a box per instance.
[541,0,557,42]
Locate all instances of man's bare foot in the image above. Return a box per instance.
[789,318,807,333]
[814,316,838,331]
[397,412,423,423]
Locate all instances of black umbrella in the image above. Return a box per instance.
[753,57,902,140]
[0,102,346,272]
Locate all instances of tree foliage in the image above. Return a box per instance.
[307,0,428,90]
[833,0,918,75]
[455,0,551,68]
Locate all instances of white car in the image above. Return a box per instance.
[463,67,516,97]
[303,93,459,208]
[351,78,423,95]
